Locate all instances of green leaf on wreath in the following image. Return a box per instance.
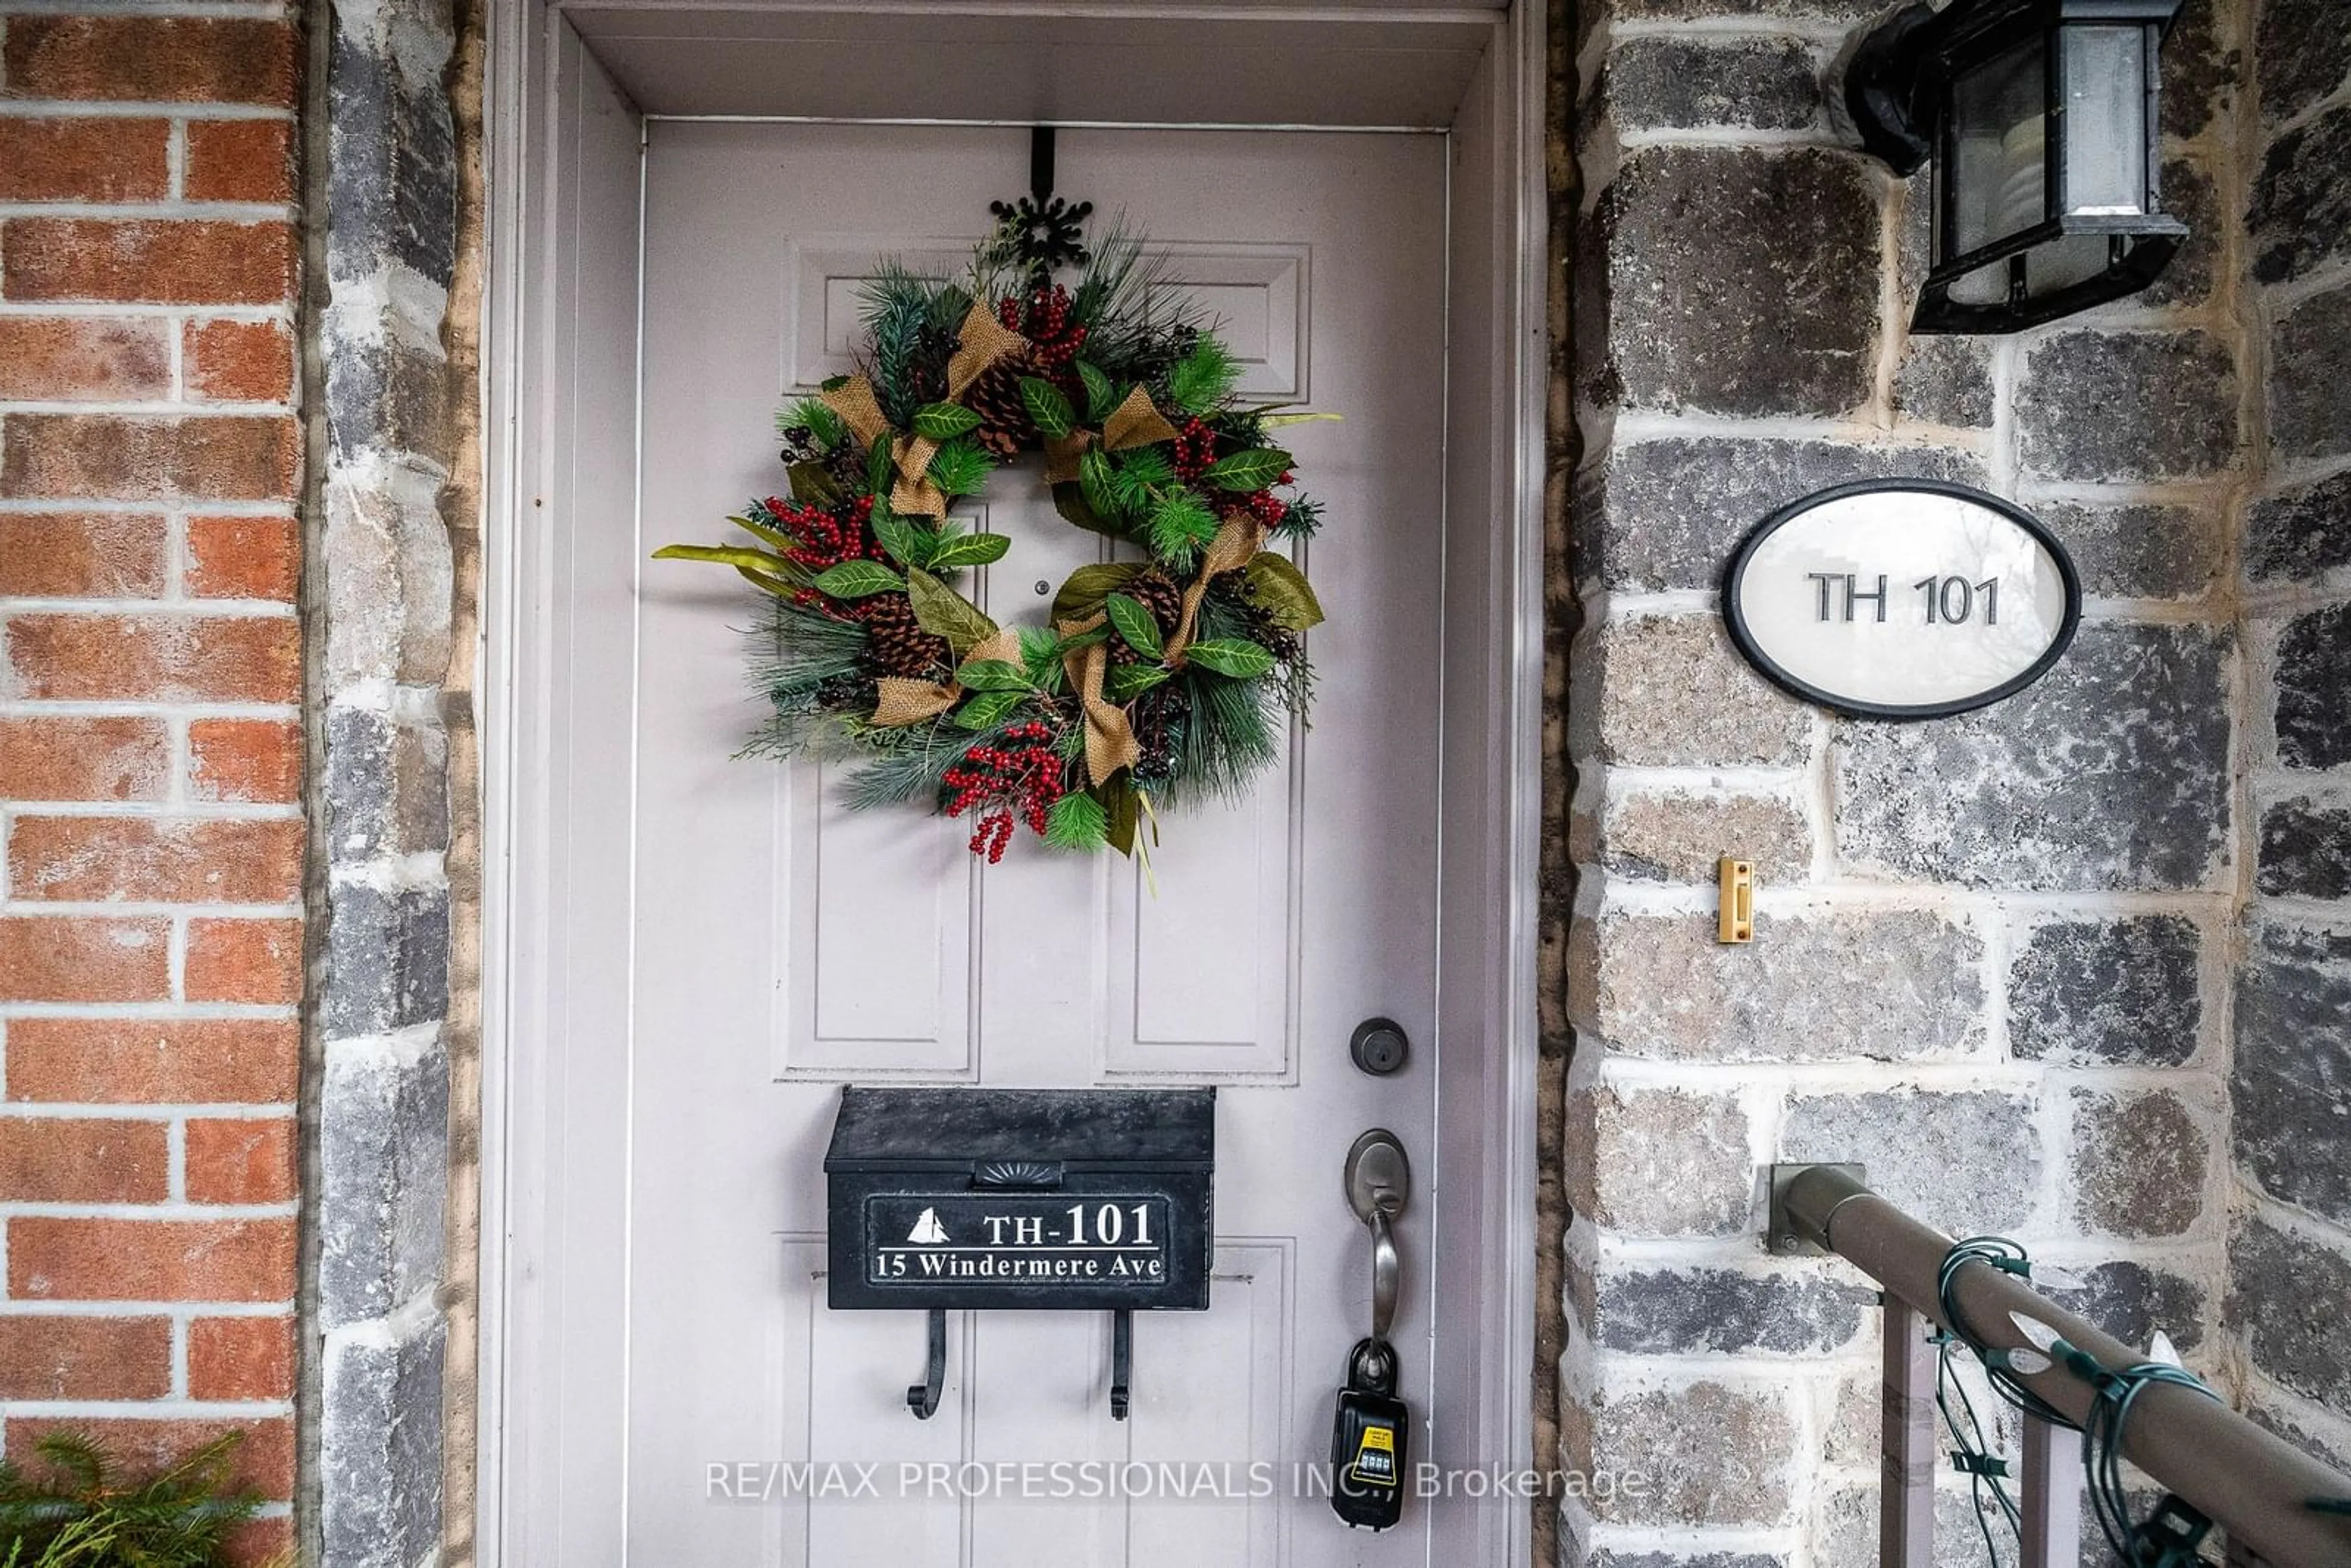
[953,690,1027,730]
[1077,361,1117,424]
[906,566,998,655]
[1242,553,1326,631]
[954,657,1031,692]
[1051,481,1122,537]
[1051,562,1144,623]
[1201,447,1292,492]
[1104,593,1164,659]
[1079,448,1122,524]
[924,438,996,498]
[866,440,895,496]
[809,560,906,599]
[1104,662,1172,701]
[1045,790,1111,850]
[1020,377,1076,440]
[785,462,842,506]
[1149,490,1220,560]
[870,505,928,569]
[1100,780,1141,855]
[734,564,800,598]
[912,402,983,441]
[727,512,793,550]
[926,531,1012,571]
[653,542,803,581]
[1166,339,1240,415]
[1183,638,1278,679]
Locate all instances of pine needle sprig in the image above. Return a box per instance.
[0,1430,262,1568]
[751,601,868,692]
[1071,217,1205,377]
[836,723,983,811]
[1273,492,1324,539]
[1158,673,1283,807]
[857,262,948,427]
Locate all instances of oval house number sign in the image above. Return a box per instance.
[1723,481,2082,720]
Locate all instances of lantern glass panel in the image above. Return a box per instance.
[1949,37,2049,258]
[2060,24,2149,215]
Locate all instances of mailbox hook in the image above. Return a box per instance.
[907,1308,947,1420]
[1111,1309,1133,1421]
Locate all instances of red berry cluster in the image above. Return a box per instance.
[998,285,1089,370]
[942,722,1067,861]
[765,493,882,571]
[1172,416,1218,484]
[1239,487,1289,529]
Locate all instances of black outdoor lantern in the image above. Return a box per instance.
[1848,0,2187,334]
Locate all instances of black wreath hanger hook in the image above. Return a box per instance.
[990,126,1093,284]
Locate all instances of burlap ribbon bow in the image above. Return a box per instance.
[1056,513,1265,786]
[871,626,1023,729]
[1044,384,1181,485]
[819,301,1030,518]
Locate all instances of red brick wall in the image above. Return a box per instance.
[0,9,301,1556]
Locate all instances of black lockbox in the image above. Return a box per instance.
[823,1086,1215,1314]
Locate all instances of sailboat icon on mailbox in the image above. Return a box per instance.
[906,1208,949,1245]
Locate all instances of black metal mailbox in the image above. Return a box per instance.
[824,1085,1215,1313]
[823,1086,1217,1420]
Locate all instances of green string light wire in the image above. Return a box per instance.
[1931,1329,2021,1564]
[1934,1237,2077,1430]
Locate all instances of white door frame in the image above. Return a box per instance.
[473,4,1548,1562]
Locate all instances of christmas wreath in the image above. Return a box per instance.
[654,223,1327,861]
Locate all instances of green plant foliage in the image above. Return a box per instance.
[1104,594,1164,659]
[810,561,904,599]
[1078,449,1122,523]
[1166,339,1240,414]
[0,1431,263,1568]
[1104,662,1171,701]
[953,691,1027,730]
[1050,563,1143,623]
[923,439,996,498]
[911,402,983,441]
[857,261,950,426]
[1242,553,1325,630]
[906,568,997,654]
[778,396,847,450]
[1044,790,1110,850]
[926,531,1011,571]
[1147,491,1220,564]
[954,657,1031,692]
[1201,447,1292,492]
[1183,639,1277,679]
[1076,361,1116,424]
[1019,378,1076,441]
[784,462,842,505]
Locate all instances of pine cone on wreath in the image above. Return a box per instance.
[1126,568,1184,635]
[1131,683,1189,781]
[859,594,952,677]
[964,355,1042,459]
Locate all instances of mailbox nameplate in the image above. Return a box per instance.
[864,1193,1174,1289]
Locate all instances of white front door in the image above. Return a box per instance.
[596,119,1450,1565]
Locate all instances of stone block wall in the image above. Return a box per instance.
[1561,0,2251,1558]
[0,6,304,1561]
[2231,0,2351,1472]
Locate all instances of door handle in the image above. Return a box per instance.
[1343,1130,1410,1343]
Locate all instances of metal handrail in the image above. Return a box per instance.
[1775,1164,2351,1568]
